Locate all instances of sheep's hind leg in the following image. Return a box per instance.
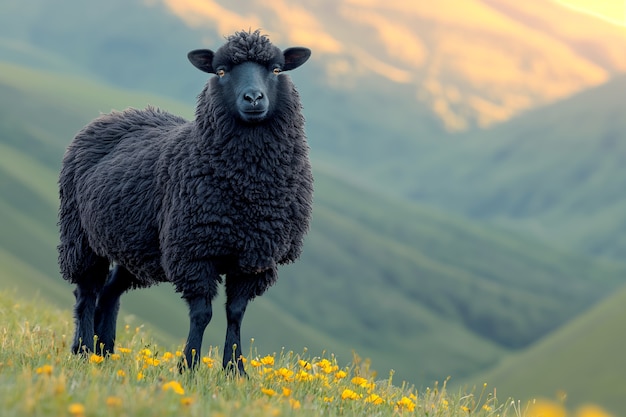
[94,265,136,355]
[71,257,109,354]
[223,268,277,376]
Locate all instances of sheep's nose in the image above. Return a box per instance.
[243,91,264,105]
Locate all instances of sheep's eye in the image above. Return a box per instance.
[273,67,281,75]
[216,69,226,77]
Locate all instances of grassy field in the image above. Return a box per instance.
[0,290,614,417]
[0,291,492,417]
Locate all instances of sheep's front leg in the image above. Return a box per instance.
[173,261,220,370]
[223,268,277,375]
[181,295,213,369]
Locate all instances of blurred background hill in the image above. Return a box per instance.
[1,0,625,413]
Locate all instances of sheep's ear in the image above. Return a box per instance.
[282,47,311,71]
[188,49,216,74]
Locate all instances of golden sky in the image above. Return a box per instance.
[163,0,626,130]
[556,0,626,26]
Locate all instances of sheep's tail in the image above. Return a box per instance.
[57,134,110,283]
[57,111,128,283]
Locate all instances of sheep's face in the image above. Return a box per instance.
[188,32,310,124]
[220,60,283,123]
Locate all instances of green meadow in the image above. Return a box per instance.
[0,290,612,417]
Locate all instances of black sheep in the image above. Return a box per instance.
[58,30,313,374]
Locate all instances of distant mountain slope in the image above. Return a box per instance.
[2,60,625,385]
[469,283,626,416]
[400,74,626,260]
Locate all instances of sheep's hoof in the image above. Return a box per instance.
[177,358,195,374]
[71,339,92,356]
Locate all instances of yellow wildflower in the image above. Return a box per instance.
[316,374,330,387]
[334,370,347,380]
[260,355,274,366]
[576,404,614,417]
[295,369,314,382]
[202,356,215,368]
[461,405,471,413]
[116,370,126,378]
[482,404,492,411]
[109,353,121,361]
[175,350,183,357]
[118,347,132,354]
[275,367,294,381]
[282,387,292,397]
[162,380,185,395]
[143,357,161,367]
[351,376,369,387]
[162,352,174,361]
[181,397,194,406]
[298,359,312,370]
[139,348,152,357]
[261,387,277,397]
[527,400,566,417]
[364,393,384,405]
[250,359,262,368]
[341,389,361,400]
[289,399,301,409]
[136,371,144,381]
[68,403,85,417]
[36,365,53,376]
[323,396,334,403]
[89,354,104,364]
[316,358,337,374]
[106,396,123,407]
[396,396,416,412]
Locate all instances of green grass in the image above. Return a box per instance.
[0,291,512,417]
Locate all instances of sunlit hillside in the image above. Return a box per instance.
[161,0,626,130]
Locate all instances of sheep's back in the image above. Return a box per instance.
[61,107,190,283]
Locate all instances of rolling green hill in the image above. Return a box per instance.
[392,74,626,261]
[2,59,626,387]
[468,284,626,416]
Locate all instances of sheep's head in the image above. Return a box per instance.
[188,30,311,124]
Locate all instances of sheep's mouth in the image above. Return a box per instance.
[240,108,268,122]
